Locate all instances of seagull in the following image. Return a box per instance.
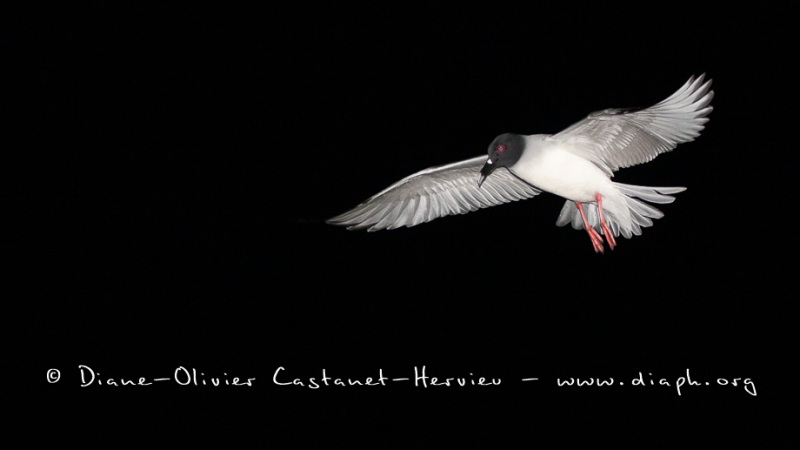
[327,75,713,253]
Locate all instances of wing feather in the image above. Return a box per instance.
[327,155,541,231]
[553,74,713,175]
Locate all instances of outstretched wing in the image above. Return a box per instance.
[553,74,714,176]
[327,155,541,231]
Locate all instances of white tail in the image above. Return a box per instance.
[555,183,686,238]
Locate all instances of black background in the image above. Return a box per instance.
[8,3,798,448]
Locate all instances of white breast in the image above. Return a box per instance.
[510,135,612,203]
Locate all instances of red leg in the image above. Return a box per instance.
[576,201,604,253]
[595,193,616,250]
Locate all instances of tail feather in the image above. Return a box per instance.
[614,183,685,204]
[555,183,685,239]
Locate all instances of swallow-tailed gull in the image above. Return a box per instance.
[327,75,713,253]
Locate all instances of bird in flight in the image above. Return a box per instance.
[327,75,713,253]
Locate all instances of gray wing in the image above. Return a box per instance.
[327,155,541,231]
[552,74,714,176]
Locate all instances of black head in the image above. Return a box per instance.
[479,133,525,187]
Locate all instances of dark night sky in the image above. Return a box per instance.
[8,3,798,447]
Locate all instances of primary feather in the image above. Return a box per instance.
[327,156,540,231]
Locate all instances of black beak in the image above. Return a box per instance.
[478,160,494,187]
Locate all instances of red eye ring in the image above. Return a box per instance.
[496,144,506,153]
